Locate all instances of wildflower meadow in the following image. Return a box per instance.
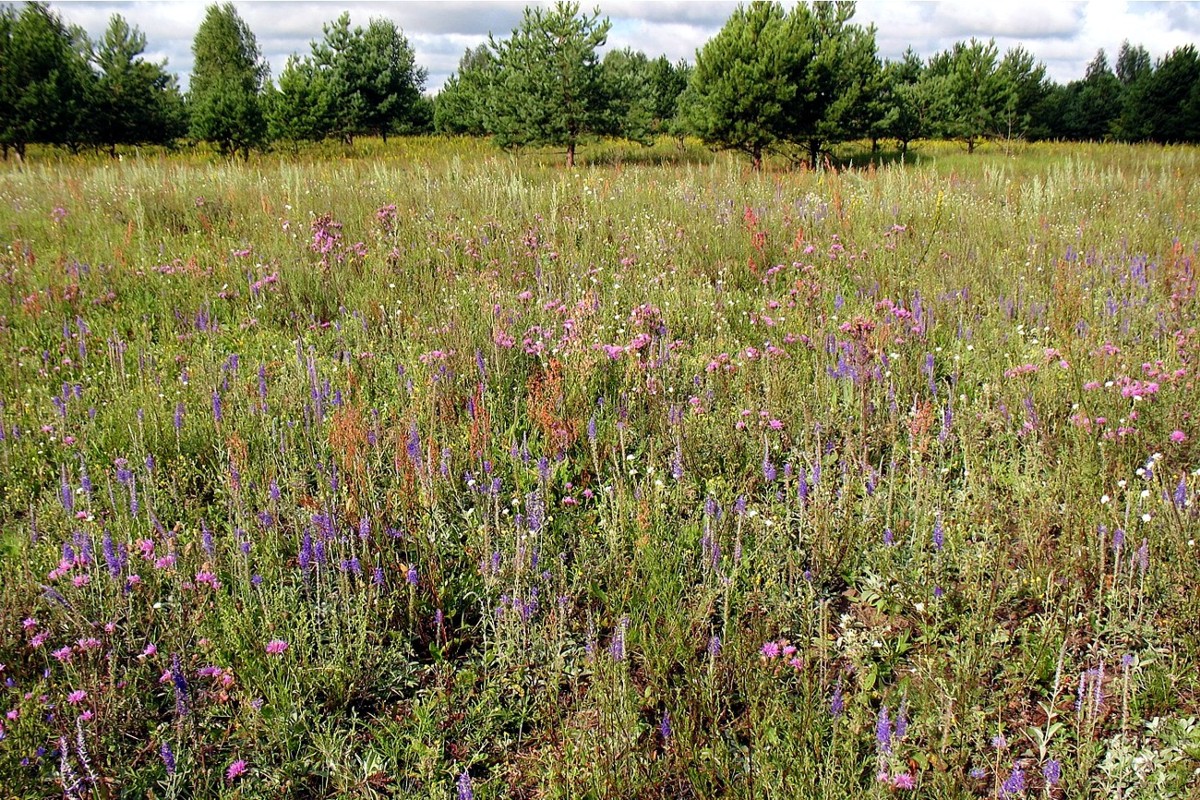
[1,138,1199,797]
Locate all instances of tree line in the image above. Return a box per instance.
[2,1,1198,165]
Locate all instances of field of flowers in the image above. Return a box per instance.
[1,138,1198,798]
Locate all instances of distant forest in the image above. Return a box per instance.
[2,1,1198,165]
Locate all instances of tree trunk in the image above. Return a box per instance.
[967,137,976,154]
[566,140,575,168]
[808,139,820,170]
[751,144,762,172]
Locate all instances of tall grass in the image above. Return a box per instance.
[0,137,1198,798]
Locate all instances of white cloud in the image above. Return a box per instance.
[46,0,1200,92]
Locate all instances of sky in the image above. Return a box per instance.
[46,1,1200,93]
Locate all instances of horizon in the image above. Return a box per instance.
[43,0,1200,93]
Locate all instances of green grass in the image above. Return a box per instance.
[0,136,1198,798]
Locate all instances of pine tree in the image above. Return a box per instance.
[487,1,612,167]
[1140,45,1200,143]
[311,14,426,143]
[682,1,878,170]
[188,2,268,159]
[434,45,495,136]
[874,48,927,154]
[679,1,802,170]
[93,14,186,153]
[264,55,334,145]
[0,3,93,159]
[925,39,1005,153]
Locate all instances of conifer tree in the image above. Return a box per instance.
[487,1,612,167]
[188,3,268,158]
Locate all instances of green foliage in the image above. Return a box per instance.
[873,48,929,152]
[434,45,495,137]
[994,45,1051,141]
[794,1,882,164]
[600,48,655,145]
[91,14,186,151]
[1137,45,1200,144]
[645,55,691,136]
[2,136,1200,797]
[1057,50,1122,142]
[680,1,800,169]
[187,2,268,158]
[925,38,1006,152]
[487,1,613,166]
[310,13,427,143]
[682,1,880,169]
[265,55,334,145]
[0,2,93,158]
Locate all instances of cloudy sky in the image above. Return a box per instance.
[47,1,1200,92]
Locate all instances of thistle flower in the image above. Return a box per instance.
[226,759,247,781]
[265,640,289,656]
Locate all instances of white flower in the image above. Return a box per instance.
[1101,495,1111,505]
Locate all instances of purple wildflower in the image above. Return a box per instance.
[160,742,175,774]
[876,706,892,753]
[1000,766,1025,797]
[1042,759,1061,787]
[830,685,844,718]
[170,654,188,716]
[457,770,473,800]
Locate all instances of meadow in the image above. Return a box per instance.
[0,137,1198,798]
